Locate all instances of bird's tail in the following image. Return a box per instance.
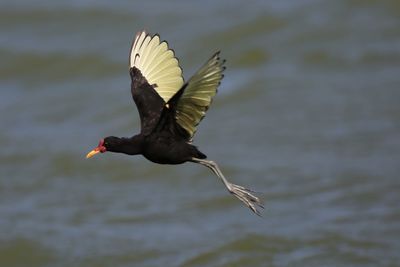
[192,146,207,159]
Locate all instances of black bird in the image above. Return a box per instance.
[86,31,263,215]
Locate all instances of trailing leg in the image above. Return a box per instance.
[191,158,263,216]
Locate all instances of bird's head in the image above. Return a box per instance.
[86,136,121,158]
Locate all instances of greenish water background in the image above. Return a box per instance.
[1,0,400,266]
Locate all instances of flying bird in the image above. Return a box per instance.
[86,31,263,215]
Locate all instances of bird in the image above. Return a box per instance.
[86,30,263,215]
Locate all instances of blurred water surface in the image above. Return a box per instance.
[1,0,400,266]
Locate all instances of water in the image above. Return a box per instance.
[1,0,400,266]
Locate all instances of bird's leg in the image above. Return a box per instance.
[191,158,264,216]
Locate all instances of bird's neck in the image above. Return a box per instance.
[111,135,144,155]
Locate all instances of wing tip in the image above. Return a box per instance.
[129,30,147,68]
[129,29,184,103]
[170,47,184,79]
[129,30,182,69]
[211,50,227,69]
[130,30,163,68]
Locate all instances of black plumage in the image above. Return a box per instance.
[87,31,263,215]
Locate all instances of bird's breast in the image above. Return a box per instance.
[142,138,191,165]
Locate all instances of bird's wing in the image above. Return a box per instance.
[129,31,184,135]
[130,31,184,102]
[174,52,225,141]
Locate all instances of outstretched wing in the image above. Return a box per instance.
[174,52,226,140]
[129,31,184,135]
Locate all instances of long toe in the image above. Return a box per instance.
[229,183,264,216]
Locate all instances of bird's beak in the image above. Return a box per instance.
[86,139,106,159]
[86,148,101,159]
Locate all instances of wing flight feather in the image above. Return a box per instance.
[129,31,184,103]
[175,52,226,140]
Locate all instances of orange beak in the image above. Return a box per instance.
[86,148,101,159]
[86,139,106,159]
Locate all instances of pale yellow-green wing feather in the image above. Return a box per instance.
[175,52,226,140]
[129,31,184,103]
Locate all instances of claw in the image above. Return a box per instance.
[228,183,264,216]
